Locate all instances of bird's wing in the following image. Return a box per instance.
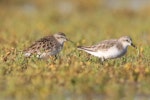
[78,39,117,52]
[24,36,57,54]
[94,39,117,51]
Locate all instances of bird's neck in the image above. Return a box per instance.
[122,43,129,49]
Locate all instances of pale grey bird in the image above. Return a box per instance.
[78,36,136,62]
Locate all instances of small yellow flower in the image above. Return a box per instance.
[140,47,144,53]
[86,61,91,66]
[66,63,69,67]
[124,63,132,70]
[82,39,86,44]
[77,42,80,46]
[80,62,83,66]
[134,68,140,73]
[6,51,11,56]
[49,64,56,71]
[145,67,149,73]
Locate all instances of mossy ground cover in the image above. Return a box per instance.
[0,1,150,100]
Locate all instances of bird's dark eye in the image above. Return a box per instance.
[126,40,129,42]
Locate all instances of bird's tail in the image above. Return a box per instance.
[77,46,94,52]
[77,46,83,50]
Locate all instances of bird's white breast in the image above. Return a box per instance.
[88,46,127,59]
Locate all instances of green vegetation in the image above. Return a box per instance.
[0,0,150,100]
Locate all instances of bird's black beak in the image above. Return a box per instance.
[66,38,73,43]
[131,43,137,49]
[66,38,76,45]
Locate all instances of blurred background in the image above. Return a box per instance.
[0,0,150,48]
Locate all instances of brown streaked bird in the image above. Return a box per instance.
[24,32,69,59]
[77,36,136,62]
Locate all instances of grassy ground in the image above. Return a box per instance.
[0,1,150,100]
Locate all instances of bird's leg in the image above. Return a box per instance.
[100,57,105,65]
[54,55,58,60]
